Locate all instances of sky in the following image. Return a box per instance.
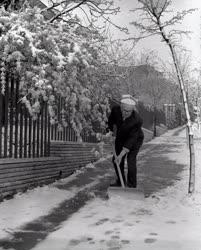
[109,0,201,71]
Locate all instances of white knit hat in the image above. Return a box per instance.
[120,94,137,106]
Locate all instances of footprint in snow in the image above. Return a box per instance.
[105,230,113,235]
[87,237,93,241]
[135,208,153,216]
[94,218,110,226]
[107,239,121,248]
[111,218,124,223]
[100,239,105,243]
[111,235,120,239]
[149,232,158,236]
[144,238,157,244]
[121,240,130,244]
[166,220,176,224]
[69,239,81,246]
[89,241,95,244]
[69,236,93,246]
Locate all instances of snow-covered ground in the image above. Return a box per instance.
[29,128,201,250]
[0,163,100,240]
[0,127,201,250]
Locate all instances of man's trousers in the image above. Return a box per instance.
[112,149,139,187]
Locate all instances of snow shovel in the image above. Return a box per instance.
[108,144,145,200]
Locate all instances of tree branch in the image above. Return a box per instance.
[49,0,88,23]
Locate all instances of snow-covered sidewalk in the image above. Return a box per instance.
[1,126,201,250]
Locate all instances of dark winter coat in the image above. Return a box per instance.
[108,105,144,155]
[108,105,123,133]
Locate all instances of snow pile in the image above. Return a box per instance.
[85,163,95,169]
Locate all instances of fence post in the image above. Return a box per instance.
[44,101,48,156]
[40,103,44,156]
[47,112,51,156]
[0,88,4,158]
[32,119,36,158]
[19,103,23,158]
[3,74,9,157]
[14,78,19,158]
[28,114,32,158]
[9,76,14,157]
[36,114,40,157]
[24,108,28,158]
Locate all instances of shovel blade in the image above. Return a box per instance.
[108,187,145,201]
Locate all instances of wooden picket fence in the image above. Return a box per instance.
[0,74,98,159]
[0,75,50,158]
[50,95,98,143]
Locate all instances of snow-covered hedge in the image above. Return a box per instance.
[0,7,110,138]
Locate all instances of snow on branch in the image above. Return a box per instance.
[129,0,196,46]
[39,0,127,34]
[49,0,88,23]
[162,8,197,27]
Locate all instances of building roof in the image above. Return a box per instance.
[28,0,56,20]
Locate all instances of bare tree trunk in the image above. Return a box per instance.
[168,44,195,193]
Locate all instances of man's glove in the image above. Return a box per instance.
[104,131,114,143]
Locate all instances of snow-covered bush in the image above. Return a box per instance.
[0,6,110,137]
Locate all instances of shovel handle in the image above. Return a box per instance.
[114,156,126,188]
[111,140,125,188]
